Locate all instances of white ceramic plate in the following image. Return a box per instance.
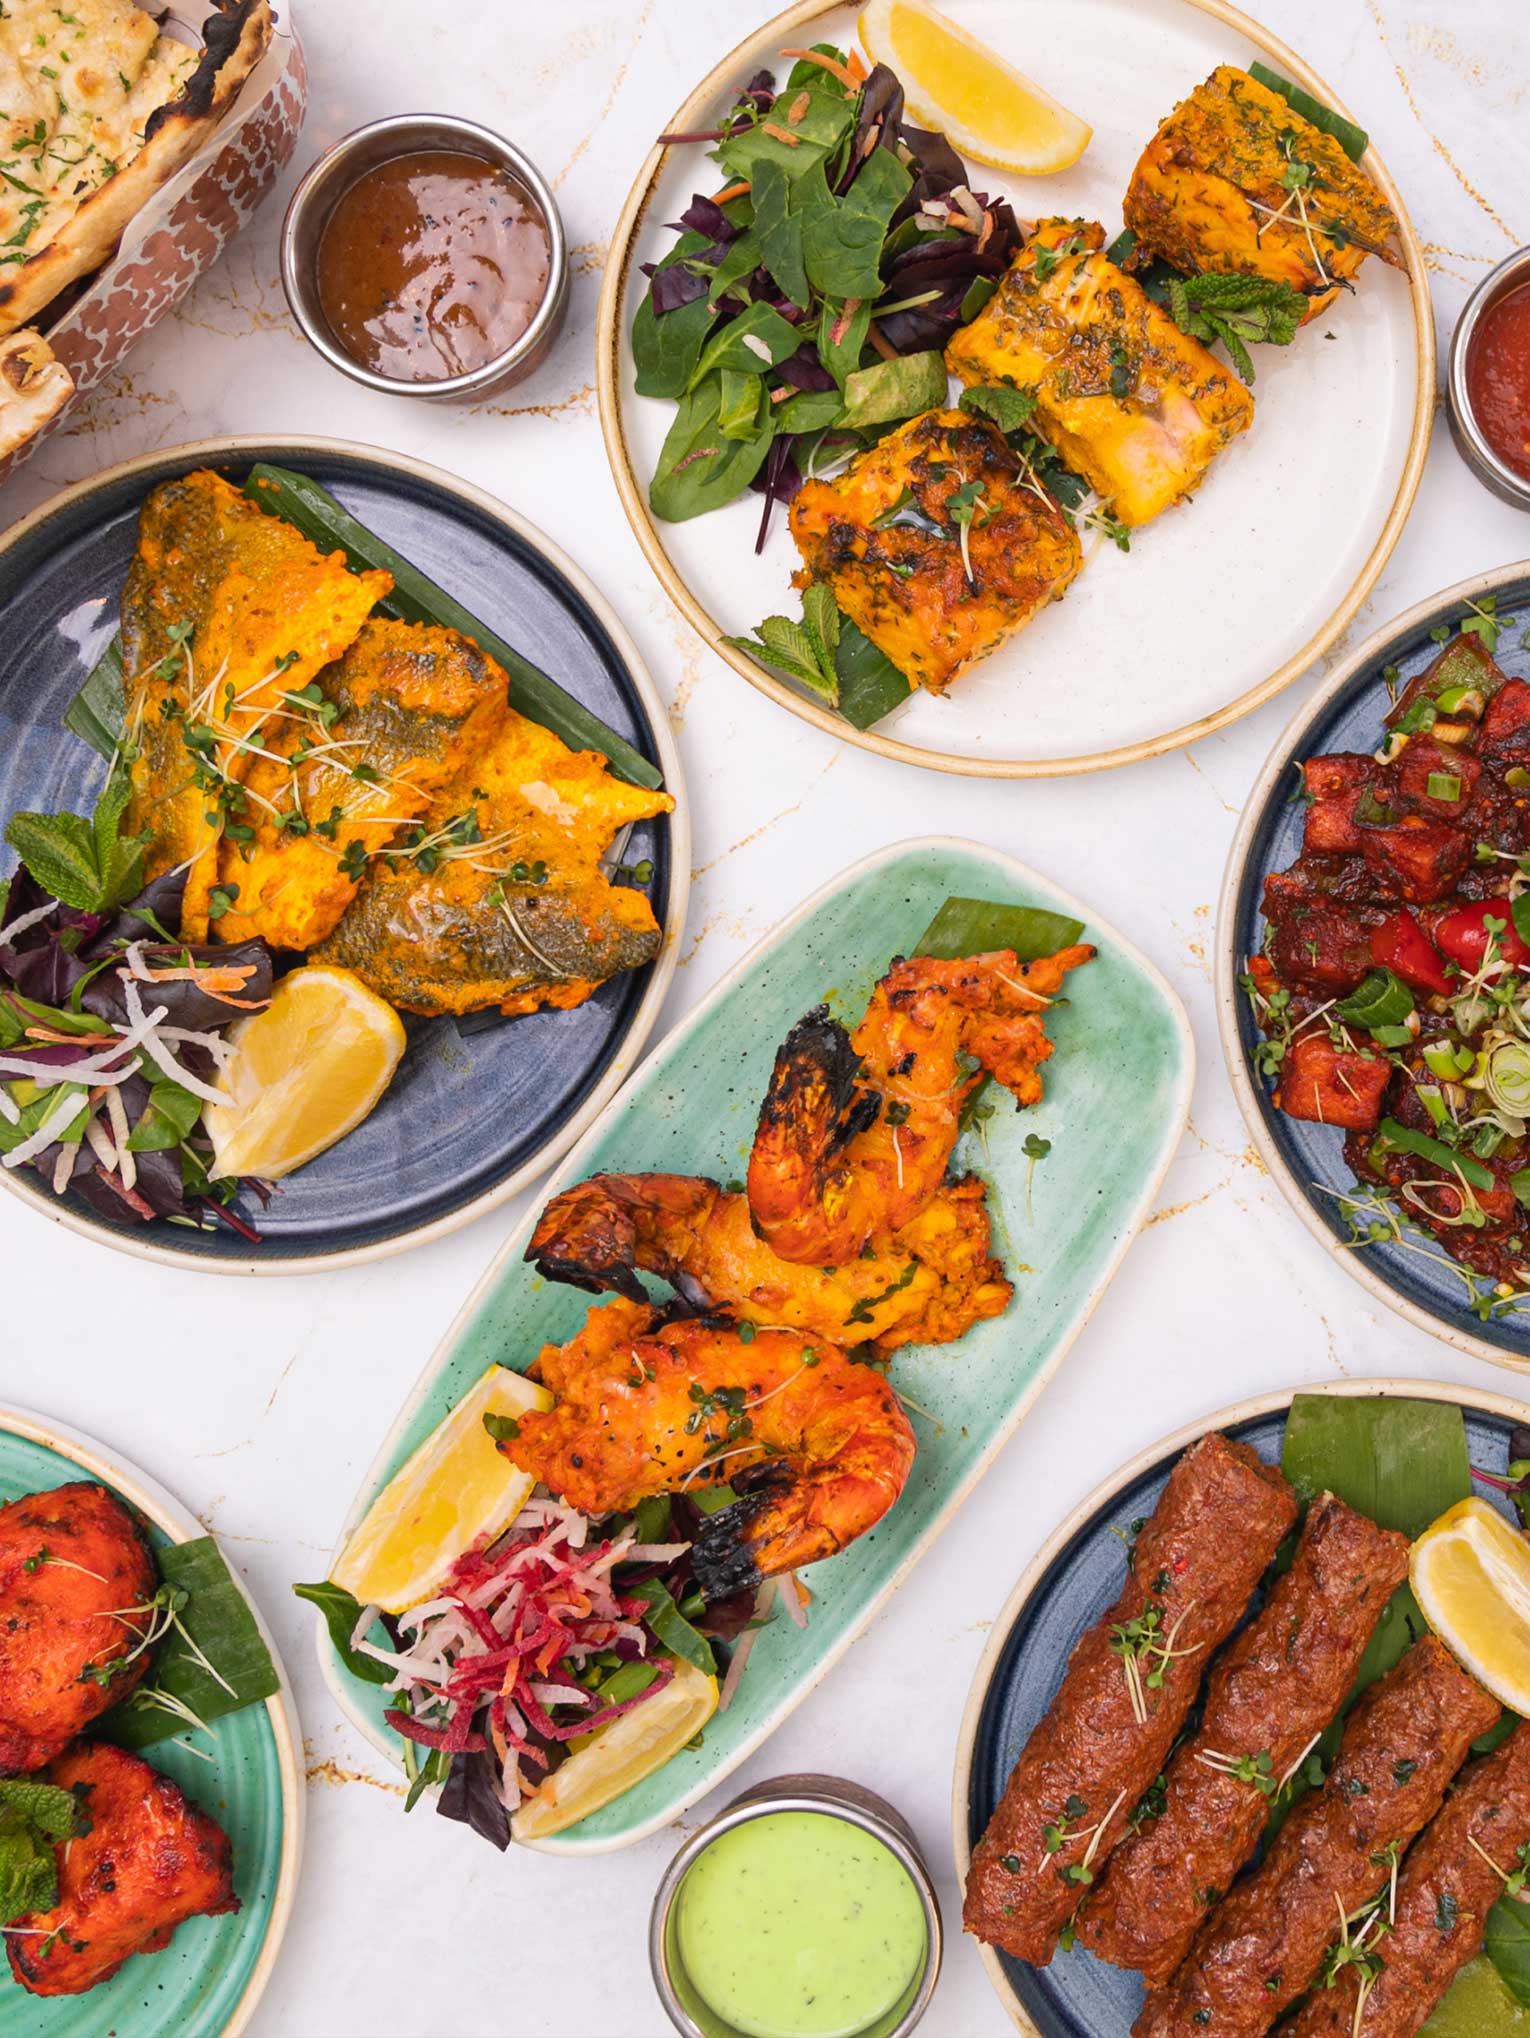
[599,0,1432,778]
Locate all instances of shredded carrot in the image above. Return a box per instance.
[760,121,802,147]
[139,964,256,992]
[713,179,750,203]
[780,45,857,89]
[846,47,868,84]
[786,88,810,124]
[867,320,899,362]
[830,297,860,347]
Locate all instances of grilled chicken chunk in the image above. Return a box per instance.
[6,1742,238,1997]
[122,469,387,939]
[946,219,1254,527]
[213,618,511,953]
[1124,65,1403,319]
[787,408,1082,694]
[0,1482,156,1775]
[316,705,673,1017]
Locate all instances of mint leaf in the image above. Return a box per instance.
[959,383,1039,434]
[4,770,147,914]
[0,1782,86,1924]
[0,1782,81,1843]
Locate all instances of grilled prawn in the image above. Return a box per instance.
[525,1170,1012,1353]
[506,1298,916,1601]
[747,945,1094,1267]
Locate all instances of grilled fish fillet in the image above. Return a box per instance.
[121,469,388,938]
[787,407,1082,693]
[1124,65,1402,319]
[214,617,511,952]
[316,708,673,1017]
[946,219,1254,527]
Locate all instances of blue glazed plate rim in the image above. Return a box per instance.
[0,1398,302,2038]
[951,1376,1530,2037]
[0,434,690,1275]
[1214,561,1530,1372]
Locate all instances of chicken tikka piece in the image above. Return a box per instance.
[787,407,1082,694]
[1123,66,1403,320]
[315,703,673,1018]
[6,1741,238,1998]
[121,469,387,939]
[0,1481,156,1775]
[212,617,511,952]
[946,219,1254,528]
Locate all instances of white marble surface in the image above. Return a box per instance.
[4,2,1530,2033]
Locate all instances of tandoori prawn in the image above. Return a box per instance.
[524,1170,1012,1353]
[747,945,1094,1267]
[506,1298,917,1601]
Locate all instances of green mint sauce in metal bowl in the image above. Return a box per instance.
[673,1809,929,2038]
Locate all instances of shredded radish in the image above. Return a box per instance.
[0,1088,17,1125]
[0,898,62,945]
[122,979,228,1103]
[105,1084,135,1193]
[4,1089,88,1168]
[718,1579,776,1713]
[779,1571,810,1629]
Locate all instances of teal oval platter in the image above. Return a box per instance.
[0,1407,301,2036]
[315,836,1194,1854]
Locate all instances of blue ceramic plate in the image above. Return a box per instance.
[0,1403,301,2038]
[0,437,685,1271]
[318,837,1194,1852]
[953,1379,1529,2037]
[1216,566,1530,1369]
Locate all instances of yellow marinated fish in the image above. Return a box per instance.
[213,618,510,953]
[121,469,387,938]
[787,408,1082,694]
[946,220,1254,528]
[1124,66,1403,319]
[315,708,674,1017]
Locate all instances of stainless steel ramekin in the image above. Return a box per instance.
[1447,242,1530,511]
[649,1773,944,2038]
[279,113,568,401]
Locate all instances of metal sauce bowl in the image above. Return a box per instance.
[650,1773,943,2038]
[279,113,568,401]
[1447,242,1530,511]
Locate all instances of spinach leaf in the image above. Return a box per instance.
[649,380,774,522]
[838,350,948,430]
[717,368,766,440]
[126,1076,203,1154]
[752,157,810,309]
[632,287,716,400]
[294,1579,393,1686]
[772,388,844,434]
[800,150,912,302]
[627,1577,718,1677]
[706,228,764,306]
[716,85,854,183]
[818,293,870,384]
[687,301,803,390]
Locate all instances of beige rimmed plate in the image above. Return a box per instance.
[0,1402,302,2038]
[950,1376,1528,2035]
[597,0,1433,779]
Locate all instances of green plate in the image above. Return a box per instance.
[316,838,1194,1853]
[0,1408,301,2036]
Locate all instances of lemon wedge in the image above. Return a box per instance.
[858,0,1091,175]
[206,964,405,1181]
[1411,1497,1530,1715]
[511,1658,718,1842]
[331,1365,552,1614]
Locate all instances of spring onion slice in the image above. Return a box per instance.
[1484,1039,1530,1118]
[1374,1116,1494,1190]
[1335,968,1414,1030]
[242,465,662,790]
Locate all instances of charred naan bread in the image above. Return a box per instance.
[0,329,72,456]
[315,711,674,1018]
[214,617,512,953]
[122,468,388,940]
[0,0,272,340]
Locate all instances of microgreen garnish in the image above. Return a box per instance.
[1109,1600,1203,1726]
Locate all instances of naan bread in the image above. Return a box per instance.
[0,0,271,339]
[0,328,72,456]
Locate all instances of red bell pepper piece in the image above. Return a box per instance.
[1433,897,1530,972]
[1368,910,1452,996]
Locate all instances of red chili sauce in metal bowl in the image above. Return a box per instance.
[316,150,550,383]
[1465,280,1530,482]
